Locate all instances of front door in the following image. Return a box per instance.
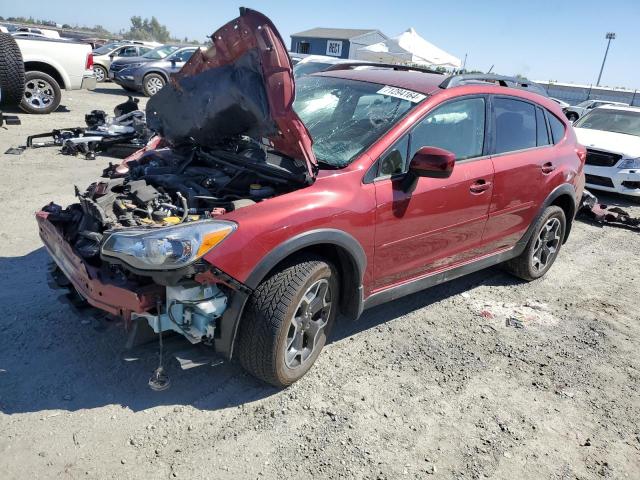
[373,96,494,290]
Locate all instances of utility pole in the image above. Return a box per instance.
[596,32,616,86]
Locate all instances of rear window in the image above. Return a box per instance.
[494,98,537,154]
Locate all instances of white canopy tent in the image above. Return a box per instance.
[356,28,461,69]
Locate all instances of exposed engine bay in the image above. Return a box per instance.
[43,138,309,265]
[37,8,317,370]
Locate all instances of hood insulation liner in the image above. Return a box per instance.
[146,49,276,149]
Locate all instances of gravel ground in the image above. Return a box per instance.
[0,84,639,479]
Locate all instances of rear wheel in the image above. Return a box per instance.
[93,65,108,83]
[0,33,25,107]
[503,206,566,281]
[20,71,61,114]
[142,73,165,97]
[236,256,338,387]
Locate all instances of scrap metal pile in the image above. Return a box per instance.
[7,97,152,160]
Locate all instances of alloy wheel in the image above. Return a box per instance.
[23,78,55,111]
[285,279,332,369]
[532,217,561,273]
[146,76,165,95]
[93,66,106,82]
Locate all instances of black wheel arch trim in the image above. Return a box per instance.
[217,228,366,360]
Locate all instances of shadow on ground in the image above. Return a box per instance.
[0,246,517,415]
[91,86,144,97]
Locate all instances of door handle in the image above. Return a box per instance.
[542,162,555,174]
[470,179,492,194]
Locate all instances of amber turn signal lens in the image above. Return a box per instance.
[197,226,234,257]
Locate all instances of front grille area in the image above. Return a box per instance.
[585,174,615,188]
[585,149,622,167]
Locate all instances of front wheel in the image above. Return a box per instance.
[142,73,165,97]
[503,205,566,281]
[20,71,61,114]
[236,256,339,387]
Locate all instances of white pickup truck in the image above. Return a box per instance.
[14,36,96,113]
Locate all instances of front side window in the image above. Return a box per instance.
[171,49,196,63]
[494,97,536,154]
[294,76,419,167]
[409,97,486,160]
[378,135,409,176]
[118,46,138,57]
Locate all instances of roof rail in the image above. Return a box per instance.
[324,62,445,76]
[439,74,548,96]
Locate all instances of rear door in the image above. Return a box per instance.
[482,96,555,250]
[373,96,495,289]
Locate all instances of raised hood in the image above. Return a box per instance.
[146,8,317,178]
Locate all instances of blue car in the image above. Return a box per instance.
[110,45,200,96]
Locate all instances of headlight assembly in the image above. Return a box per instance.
[101,220,235,270]
[618,157,640,169]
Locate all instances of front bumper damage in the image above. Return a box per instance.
[37,210,251,358]
[37,210,160,318]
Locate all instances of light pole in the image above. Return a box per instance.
[596,32,616,86]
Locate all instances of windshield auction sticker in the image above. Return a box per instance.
[377,85,426,103]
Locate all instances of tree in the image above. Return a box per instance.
[124,16,171,42]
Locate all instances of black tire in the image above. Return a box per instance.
[0,33,25,107]
[93,64,108,83]
[503,206,566,281]
[566,112,579,122]
[20,71,61,114]
[236,256,339,387]
[142,73,165,97]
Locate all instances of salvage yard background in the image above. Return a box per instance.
[0,85,639,479]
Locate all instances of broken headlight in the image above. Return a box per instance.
[101,221,236,270]
[618,158,640,169]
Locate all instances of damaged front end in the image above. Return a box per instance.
[37,8,315,351]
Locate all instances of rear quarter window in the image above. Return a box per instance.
[547,113,566,144]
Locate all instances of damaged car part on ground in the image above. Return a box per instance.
[7,97,152,159]
[37,8,586,388]
[578,189,640,230]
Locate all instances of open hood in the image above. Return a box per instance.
[146,8,317,178]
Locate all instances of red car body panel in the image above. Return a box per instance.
[175,8,317,177]
[203,80,584,298]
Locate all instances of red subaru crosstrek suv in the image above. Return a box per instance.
[37,9,586,387]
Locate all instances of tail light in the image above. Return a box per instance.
[85,53,94,70]
[575,144,587,164]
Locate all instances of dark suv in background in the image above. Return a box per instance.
[110,45,199,96]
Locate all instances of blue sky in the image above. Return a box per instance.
[3,0,639,88]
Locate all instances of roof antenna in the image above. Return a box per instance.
[148,299,171,391]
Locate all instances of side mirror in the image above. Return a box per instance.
[409,146,455,178]
[109,53,115,59]
[170,58,177,66]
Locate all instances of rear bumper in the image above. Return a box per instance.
[36,211,161,320]
[81,72,96,91]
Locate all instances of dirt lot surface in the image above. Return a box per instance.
[1,84,639,479]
